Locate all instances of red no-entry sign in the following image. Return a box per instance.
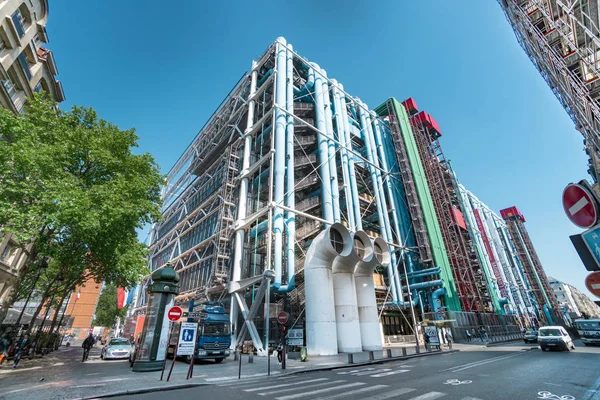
[585,271,600,298]
[277,311,289,325]
[563,183,598,229]
[167,306,183,322]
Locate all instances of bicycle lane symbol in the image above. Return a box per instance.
[444,379,472,386]
[537,391,575,400]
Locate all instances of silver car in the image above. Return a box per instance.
[101,338,134,360]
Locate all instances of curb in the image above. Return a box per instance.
[83,349,459,399]
[79,383,209,399]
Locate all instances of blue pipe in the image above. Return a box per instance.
[254,125,273,147]
[278,43,296,293]
[257,69,273,88]
[402,279,444,292]
[403,267,441,277]
[338,83,362,230]
[293,67,315,98]
[432,287,447,313]
[310,62,334,222]
[498,297,509,314]
[358,102,398,302]
[253,168,269,186]
[543,304,554,325]
[400,268,441,280]
[249,220,269,238]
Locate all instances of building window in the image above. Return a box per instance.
[33,82,41,92]
[1,243,17,264]
[2,79,17,99]
[11,10,25,38]
[18,53,31,80]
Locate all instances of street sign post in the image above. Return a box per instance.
[176,322,198,356]
[580,225,600,272]
[563,183,599,229]
[167,306,183,322]
[277,311,289,325]
[585,271,600,298]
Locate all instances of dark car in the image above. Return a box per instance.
[523,330,538,343]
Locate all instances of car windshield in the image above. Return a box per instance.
[526,330,537,335]
[109,339,130,346]
[538,329,562,337]
[203,323,230,337]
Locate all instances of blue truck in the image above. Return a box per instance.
[168,301,231,363]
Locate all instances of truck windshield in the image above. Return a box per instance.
[203,323,230,336]
[539,329,561,337]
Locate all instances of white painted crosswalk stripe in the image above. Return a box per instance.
[259,380,345,396]
[460,397,483,400]
[370,369,410,377]
[337,367,376,375]
[354,368,391,376]
[407,392,446,400]
[313,384,389,400]
[275,382,366,400]
[244,378,329,392]
[360,387,416,400]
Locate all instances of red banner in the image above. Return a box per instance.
[117,287,126,309]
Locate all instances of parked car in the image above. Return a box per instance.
[523,329,538,343]
[538,326,575,352]
[101,338,134,360]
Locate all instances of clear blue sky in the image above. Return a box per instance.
[47,1,594,297]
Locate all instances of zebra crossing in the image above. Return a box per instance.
[337,366,411,378]
[215,374,484,400]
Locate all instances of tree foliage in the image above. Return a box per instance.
[92,285,127,328]
[0,94,163,325]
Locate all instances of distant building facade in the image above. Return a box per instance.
[550,277,600,319]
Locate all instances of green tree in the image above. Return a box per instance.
[0,94,163,327]
[92,285,128,328]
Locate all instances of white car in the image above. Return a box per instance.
[538,326,575,352]
[101,338,134,360]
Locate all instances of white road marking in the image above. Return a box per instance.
[442,352,528,372]
[361,388,416,400]
[275,382,366,400]
[569,196,589,215]
[313,384,389,400]
[460,397,484,400]
[72,384,106,388]
[371,369,410,377]
[208,371,281,382]
[407,392,446,400]
[244,378,329,392]
[337,367,376,374]
[354,368,391,376]
[260,380,346,396]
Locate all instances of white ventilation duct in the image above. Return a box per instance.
[355,237,390,351]
[331,231,371,353]
[304,223,352,356]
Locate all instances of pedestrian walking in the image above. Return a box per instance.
[0,333,12,367]
[82,333,94,362]
[423,331,430,351]
[12,334,30,369]
[276,339,284,364]
[479,327,487,342]
[465,329,472,342]
[445,330,453,349]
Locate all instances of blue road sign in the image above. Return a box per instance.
[582,225,600,268]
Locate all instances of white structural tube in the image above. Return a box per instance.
[331,231,369,353]
[321,69,341,222]
[310,63,334,222]
[339,84,362,230]
[230,59,259,341]
[355,237,389,351]
[331,79,355,230]
[357,101,399,303]
[304,223,352,356]
[273,37,288,290]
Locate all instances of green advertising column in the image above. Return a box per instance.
[132,264,179,372]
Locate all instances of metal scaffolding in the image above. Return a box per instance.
[410,115,490,312]
[498,0,600,180]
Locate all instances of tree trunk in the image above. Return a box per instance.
[48,287,70,335]
[26,280,55,335]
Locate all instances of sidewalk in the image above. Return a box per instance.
[0,344,456,400]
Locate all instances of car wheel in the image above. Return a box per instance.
[214,358,224,363]
[541,347,547,351]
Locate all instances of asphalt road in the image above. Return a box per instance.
[117,340,600,400]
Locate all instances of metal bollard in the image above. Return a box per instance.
[369,351,374,361]
[386,348,392,358]
[234,350,239,361]
[249,352,254,364]
[415,345,420,354]
[348,353,354,364]
[402,347,407,356]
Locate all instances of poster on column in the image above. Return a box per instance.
[424,326,440,346]
[157,298,174,361]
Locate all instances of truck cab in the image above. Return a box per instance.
[168,302,231,363]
